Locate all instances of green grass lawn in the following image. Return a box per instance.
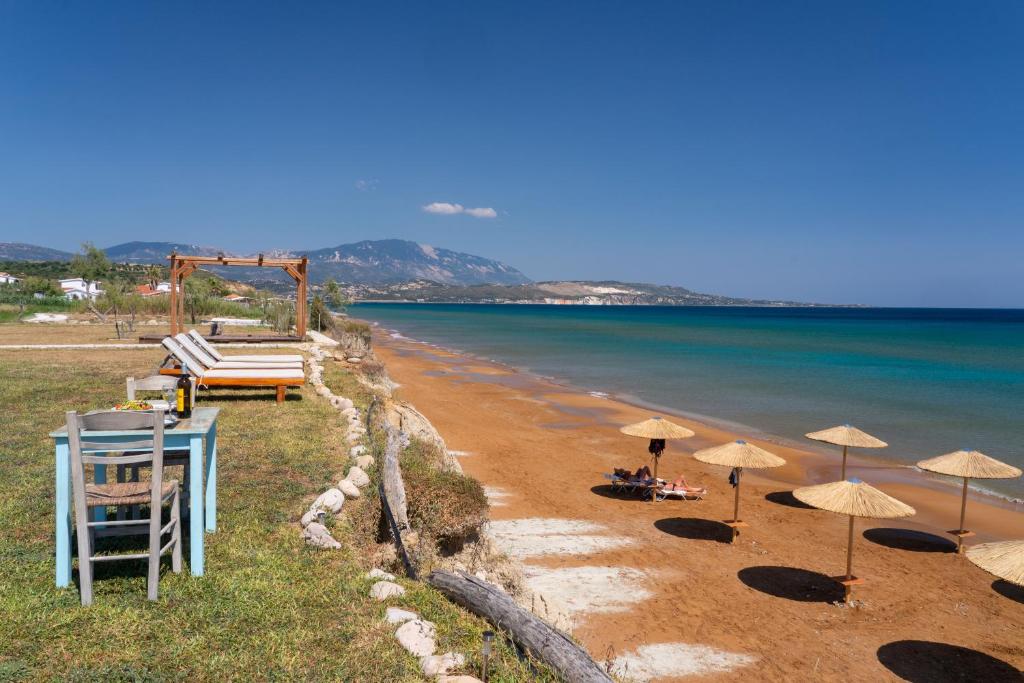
[0,349,554,682]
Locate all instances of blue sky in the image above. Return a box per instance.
[2,2,1022,306]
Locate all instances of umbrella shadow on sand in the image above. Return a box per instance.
[877,640,1022,682]
[992,579,1024,605]
[654,517,733,544]
[764,491,815,509]
[589,484,650,503]
[737,566,845,603]
[862,527,956,553]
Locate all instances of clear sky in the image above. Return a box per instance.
[2,2,1022,307]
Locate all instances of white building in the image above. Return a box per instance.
[59,277,104,301]
[0,272,21,285]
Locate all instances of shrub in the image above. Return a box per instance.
[400,440,488,546]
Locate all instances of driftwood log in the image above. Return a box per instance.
[378,423,418,578]
[427,570,613,683]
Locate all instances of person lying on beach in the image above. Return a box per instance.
[662,475,707,493]
[634,465,653,480]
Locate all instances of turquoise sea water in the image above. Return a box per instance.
[353,304,1024,497]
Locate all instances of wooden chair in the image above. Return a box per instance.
[127,375,195,409]
[67,409,182,605]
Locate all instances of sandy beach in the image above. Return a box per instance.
[374,329,1024,681]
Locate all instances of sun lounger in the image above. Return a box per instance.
[603,472,665,496]
[173,334,304,370]
[161,337,304,404]
[189,329,304,364]
[655,485,707,502]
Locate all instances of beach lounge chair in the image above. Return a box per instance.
[173,333,304,370]
[655,484,707,502]
[188,329,304,364]
[161,337,304,404]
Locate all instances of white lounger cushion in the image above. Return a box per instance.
[188,329,303,363]
[214,354,305,363]
[206,360,304,370]
[174,334,303,369]
[201,368,305,380]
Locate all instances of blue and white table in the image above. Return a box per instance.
[50,406,220,587]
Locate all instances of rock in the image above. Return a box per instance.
[438,677,484,683]
[330,396,346,409]
[420,653,465,677]
[338,479,361,499]
[367,568,396,581]
[146,319,158,326]
[345,466,370,488]
[335,397,354,411]
[347,357,362,364]
[385,607,418,624]
[354,455,375,470]
[300,509,320,527]
[349,444,367,457]
[370,581,405,601]
[346,433,362,445]
[311,488,345,514]
[302,522,341,549]
[395,619,436,658]
[315,385,331,398]
[341,407,357,418]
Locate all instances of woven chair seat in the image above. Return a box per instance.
[85,480,177,507]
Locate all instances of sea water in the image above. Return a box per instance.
[353,304,1024,497]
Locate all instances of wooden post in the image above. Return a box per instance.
[168,254,178,335]
[650,452,659,502]
[296,257,308,339]
[841,445,848,480]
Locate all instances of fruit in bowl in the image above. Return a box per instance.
[114,400,153,411]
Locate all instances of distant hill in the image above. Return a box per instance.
[0,242,73,261]
[102,241,226,263]
[346,279,841,307]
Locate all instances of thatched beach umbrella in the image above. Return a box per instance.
[620,417,695,501]
[805,424,887,479]
[693,439,785,541]
[966,540,1024,586]
[916,449,1022,553]
[793,478,915,602]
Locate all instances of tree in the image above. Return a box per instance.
[146,264,162,289]
[322,278,349,311]
[184,277,215,324]
[69,242,110,294]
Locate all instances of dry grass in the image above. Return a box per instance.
[0,321,281,346]
[0,347,555,681]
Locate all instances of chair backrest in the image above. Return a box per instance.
[127,375,177,400]
[66,409,167,509]
[174,333,217,369]
[161,337,204,376]
[188,329,224,362]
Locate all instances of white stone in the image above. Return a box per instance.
[335,397,354,411]
[311,488,345,514]
[367,568,396,581]
[346,433,362,445]
[350,445,367,457]
[300,509,320,527]
[385,607,418,624]
[437,677,483,683]
[347,357,362,363]
[345,466,370,488]
[395,619,436,658]
[315,385,331,398]
[301,522,341,549]
[353,455,374,470]
[370,581,405,601]
[420,652,465,677]
[341,407,357,418]
[338,478,361,499]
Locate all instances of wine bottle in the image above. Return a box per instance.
[176,360,192,418]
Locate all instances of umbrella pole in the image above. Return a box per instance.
[841,445,848,480]
[845,515,854,579]
[651,454,659,503]
[957,476,969,552]
[733,471,741,522]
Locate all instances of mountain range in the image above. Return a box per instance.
[0,239,531,286]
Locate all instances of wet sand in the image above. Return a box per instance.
[374,331,1024,681]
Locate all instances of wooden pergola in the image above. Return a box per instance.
[168,253,309,339]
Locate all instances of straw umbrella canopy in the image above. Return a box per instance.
[793,478,915,602]
[619,417,695,500]
[916,449,1022,552]
[693,440,785,533]
[805,424,887,479]
[966,540,1024,586]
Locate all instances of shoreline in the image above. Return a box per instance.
[373,323,1024,513]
